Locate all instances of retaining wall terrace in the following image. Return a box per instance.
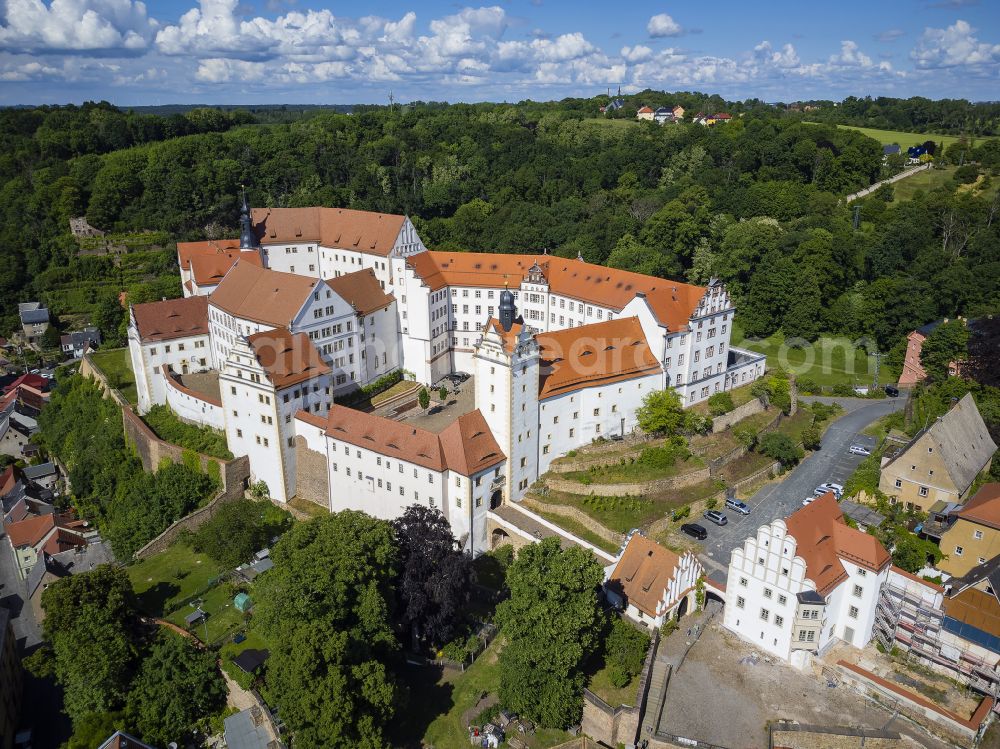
[581,629,658,747]
[546,465,712,498]
[710,397,766,433]
[521,497,625,547]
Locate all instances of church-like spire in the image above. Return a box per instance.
[239,185,259,250]
[499,280,516,332]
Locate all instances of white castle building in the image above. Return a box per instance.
[128,196,765,549]
[724,493,892,668]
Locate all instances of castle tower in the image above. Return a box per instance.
[499,285,516,332]
[474,312,540,504]
[238,186,260,251]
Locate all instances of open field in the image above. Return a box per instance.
[892,165,958,201]
[731,325,899,389]
[88,347,138,403]
[806,123,966,150]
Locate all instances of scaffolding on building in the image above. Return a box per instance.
[874,582,1000,697]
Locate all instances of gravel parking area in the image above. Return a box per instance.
[657,620,954,749]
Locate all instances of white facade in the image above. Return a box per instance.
[295,415,503,555]
[162,370,225,430]
[725,514,889,667]
[219,335,333,502]
[128,319,211,414]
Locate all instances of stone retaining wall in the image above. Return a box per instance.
[710,397,765,433]
[546,465,712,498]
[548,447,647,474]
[294,435,329,508]
[521,497,625,546]
[581,629,658,746]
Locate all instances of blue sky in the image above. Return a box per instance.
[0,0,998,105]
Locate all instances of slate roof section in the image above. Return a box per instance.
[785,493,891,595]
[406,251,708,332]
[246,327,330,389]
[317,406,504,476]
[224,706,281,749]
[132,296,209,342]
[325,268,395,315]
[535,317,662,399]
[607,533,681,618]
[955,483,1000,531]
[209,259,317,327]
[97,730,158,749]
[912,394,996,496]
[251,206,406,257]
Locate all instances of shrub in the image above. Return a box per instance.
[705,497,718,510]
[801,425,821,451]
[707,392,734,416]
[190,498,292,568]
[796,377,819,394]
[604,617,650,688]
[671,505,690,521]
[637,438,690,470]
[758,432,803,466]
[831,383,855,397]
[660,619,678,637]
[143,405,233,460]
[733,425,758,451]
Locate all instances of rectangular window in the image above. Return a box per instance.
[736,596,745,609]
[853,585,863,598]
[739,577,747,587]
[760,608,769,622]
[848,606,859,619]
[975,530,984,540]
[777,594,787,606]
[955,545,964,556]
[775,615,784,627]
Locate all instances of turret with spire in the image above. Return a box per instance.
[499,281,516,332]
[239,185,260,250]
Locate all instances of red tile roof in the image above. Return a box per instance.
[0,466,17,496]
[406,252,706,332]
[785,493,891,595]
[608,534,681,618]
[6,514,55,548]
[209,259,317,327]
[176,238,241,271]
[318,406,504,476]
[251,207,406,257]
[535,317,662,398]
[189,249,262,287]
[132,296,209,343]
[955,483,1000,531]
[246,327,330,389]
[41,528,87,556]
[325,269,395,316]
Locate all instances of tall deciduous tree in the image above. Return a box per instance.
[392,505,475,648]
[253,511,401,749]
[495,537,603,728]
[636,388,686,436]
[39,565,142,722]
[124,633,225,747]
[920,319,970,381]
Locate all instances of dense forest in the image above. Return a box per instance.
[788,95,1000,136]
[1,98,997,359]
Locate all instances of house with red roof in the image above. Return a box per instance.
[724,493,892,667]
[636,105,655,121]
[6,512,88,579]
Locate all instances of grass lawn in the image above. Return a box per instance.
[166,580,247,645]
[690,411,775,460]
[220,629,272,689]
[731,324,899,388]
[287,496,330,518]
[411,638,571,749]
[582,117,637,130]
[718,451,777,485]
[88,347,137,403]
[811,123,966,151]
[892,165,958,201]
[586,661,643,708]
[128,542,223,616]
[560,454,705,485]
[370,379,419,407]
[535,510,620,555]
[775,408,815,445]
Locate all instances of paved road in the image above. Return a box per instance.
[698,397,906,583]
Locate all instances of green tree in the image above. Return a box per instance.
[438,385,449,401]
[62,712,123,749]
[801,424,822,451]
[891,531,943,573]
[124,632,226,747]
[920,319,970,382]
[605,233,676,278]
[254,512,400,749]
[782,269,823,342]
[39,565,142,722]
[603,617,650,689]
[636,388,686,436]
[758,432,803,467]
[190,498,291,568]
[93,291,126,347]
[706,391,734,416]
[418,387,430,410]
[495,537,603,728]
[732,425,758,451]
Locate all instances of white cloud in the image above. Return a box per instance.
[828,40,874,68]
[911,19,1000,68]
[620,44,653,63]
[0,0,156,53]
[647,13,682,38]
[753,40,800,69]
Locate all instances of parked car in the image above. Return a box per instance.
[802,496,817,506]
[680,523,708,540]
[725,497,751,515]
[849,444,871,456]
[813,483,843,499]
[703,509,728,526]
[884,384,899,397]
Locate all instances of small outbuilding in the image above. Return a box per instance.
[234,592,252,613]
[233,647,269,674]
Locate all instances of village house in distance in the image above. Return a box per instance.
[127,194,765,552]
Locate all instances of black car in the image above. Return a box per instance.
[884,384,899,397]
[680,523,708,540]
